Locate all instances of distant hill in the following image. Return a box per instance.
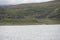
[0,1,60,25]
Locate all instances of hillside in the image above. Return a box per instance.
[0,1,60,25]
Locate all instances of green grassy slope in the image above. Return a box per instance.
[0,1,60,25]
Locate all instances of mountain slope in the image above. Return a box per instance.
[0,1,60,25]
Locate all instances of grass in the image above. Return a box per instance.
[0,1,60,25]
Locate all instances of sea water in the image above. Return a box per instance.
[0,25,60,40]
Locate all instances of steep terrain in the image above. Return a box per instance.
[0,1,60,25]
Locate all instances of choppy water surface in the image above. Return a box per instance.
[0,25,60,40]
